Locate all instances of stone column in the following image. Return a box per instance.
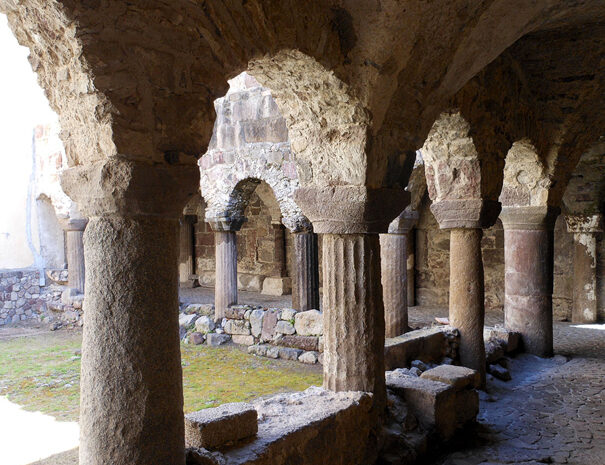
[295,186,409,413]
[380,210,418,337]
[566,214,602,323]
[61,160,199,465]
[210,218,244,322]
[501,207,558,356]
[63,217,87,294]
[407,229,416,307]
[292,231,320,311]
[431,200,501,386]
[178,215,197,287]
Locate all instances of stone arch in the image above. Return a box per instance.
[200,72,314,232]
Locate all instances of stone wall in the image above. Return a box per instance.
[194,191,296,293]
[0,269,80,326]
[414,196,604,321]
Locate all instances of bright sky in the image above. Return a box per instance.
[0,13,57,248]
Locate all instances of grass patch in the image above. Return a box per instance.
[0,329,322,422]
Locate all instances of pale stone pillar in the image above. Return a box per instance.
[178,215,197,287]
[210,218,244,322]
[63,217,87,294]
[431,200,501,386]
[61,160,199,465]
[501,207,558,357]
[407,229,416,307]
[566,214,602,323]
[380,210,418,337]
[292,231,320,311]
[295,186,409,413]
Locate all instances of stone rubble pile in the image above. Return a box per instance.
[483,325,521,381]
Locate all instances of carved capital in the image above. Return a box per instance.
[387,208,419,234]
[500,206,560,231]
[430,199,501,229]
[294,186,410,234]
[206,216,246,232]
[565,214,603,234]
[61,158,199,219]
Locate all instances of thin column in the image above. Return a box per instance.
[380,211,417,337]
[449,228,486,383]
[380,233,408,337]
[214,228,238,322]
[64,218,87,294]
[501,207,557,357]
[323,233,385,407]
[178,215,197,287]
[567,215,602,323]
[292,231,320,311]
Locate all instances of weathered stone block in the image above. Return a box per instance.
[261,309,280,341]
[232,335,255,346]
[298,351,318,364]
[225,306,247,319]
[280,308,296,321]
[185,403,258,449]
[224,319,250,335]
[189,332,205,345]
[294,309,323,336]
[278,347,303,360]
[386,370,457,440]
[420,365,480,390]
[275,320,295,335]
[207,334,231,346]
[384,327,447,370]
[180,313,199,328]
[276,335,319,351]
[261,277,292,296]
[250,309,265,337]
[195,316,216,334]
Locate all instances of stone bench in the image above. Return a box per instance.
[384,327,457,370]
[386,365,479,440]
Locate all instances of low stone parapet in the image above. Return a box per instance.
[384,326,459,370]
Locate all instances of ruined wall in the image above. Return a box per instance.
[414,196,504,312]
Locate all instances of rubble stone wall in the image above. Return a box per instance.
[0,269,66,325]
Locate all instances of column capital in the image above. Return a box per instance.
[207,216,246,232]
[387,209,419,234]
[565,214,603,233]
[430,199,501,229]
[61,158,199,219]
[60,217,88,231]
[294,186,410,234]
[500,206,560,231]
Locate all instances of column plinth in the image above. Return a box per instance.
[566,214,602,324]
[501,206,558,357]
[292,231,320,311]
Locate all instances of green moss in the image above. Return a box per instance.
[0,330,322,422]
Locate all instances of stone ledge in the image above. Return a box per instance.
[384,327,456,370]
[185,402,258,449]
[420,365,480,390]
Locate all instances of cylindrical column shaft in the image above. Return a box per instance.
[449,228,486,385]
[407,230,415,307]
[380,233,408,337]
[178,216,196,285]
[80,216,184,465]
[215,230,238,321]
[66,228,86,293]
[292,232,320,311]
[572,232,598,323]
[504,228,554,356]
[322,233,386,410]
